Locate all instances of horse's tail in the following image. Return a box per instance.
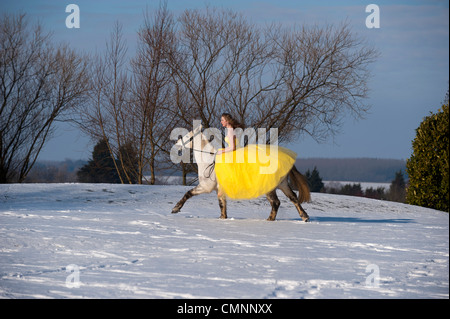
[289,165,311,204]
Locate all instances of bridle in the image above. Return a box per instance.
[180,129,216,180]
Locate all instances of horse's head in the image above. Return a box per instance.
[172,123,221,166]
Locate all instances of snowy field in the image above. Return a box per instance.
[0,183,448,299]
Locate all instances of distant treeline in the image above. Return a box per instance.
[25,157,406,184]
[295,158,407,183]
[24,159,86,183]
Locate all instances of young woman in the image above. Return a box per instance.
[215,113,298,199]
[216,113,242,155]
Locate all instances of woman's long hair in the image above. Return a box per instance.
[221,113,245,129]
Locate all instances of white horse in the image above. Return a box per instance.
[171,125,310,221]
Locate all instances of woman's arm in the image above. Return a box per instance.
[217,128,236,154]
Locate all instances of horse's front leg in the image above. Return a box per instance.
[171,186,205,214]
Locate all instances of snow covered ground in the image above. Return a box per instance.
[0,183,448,299]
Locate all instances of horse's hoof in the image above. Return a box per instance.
[171,208,179,214]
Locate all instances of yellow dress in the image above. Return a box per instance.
[215,137,297,199]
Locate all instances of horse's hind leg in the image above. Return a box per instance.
[278,181,310,222]
[218,194,227,219]
[266,190,280,221]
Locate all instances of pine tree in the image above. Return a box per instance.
[77,139,120,183]
[388,170,406,203]
[305,166,324,192]
[406,101,449,212]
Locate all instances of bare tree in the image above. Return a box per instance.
[0,14,89,183]
[264,22,379,143]
[76,22,135,184]
[75,6,378,185]
[168,8,245,128]
[78,7,180,185]
[169,8,378,145]
[130,4,180,184]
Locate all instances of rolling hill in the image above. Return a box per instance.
[0,183,448,298]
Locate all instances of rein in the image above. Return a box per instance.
[181,129,216,155]
[204,161,215,179]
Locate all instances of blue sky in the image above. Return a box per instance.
[2,0,449,161]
